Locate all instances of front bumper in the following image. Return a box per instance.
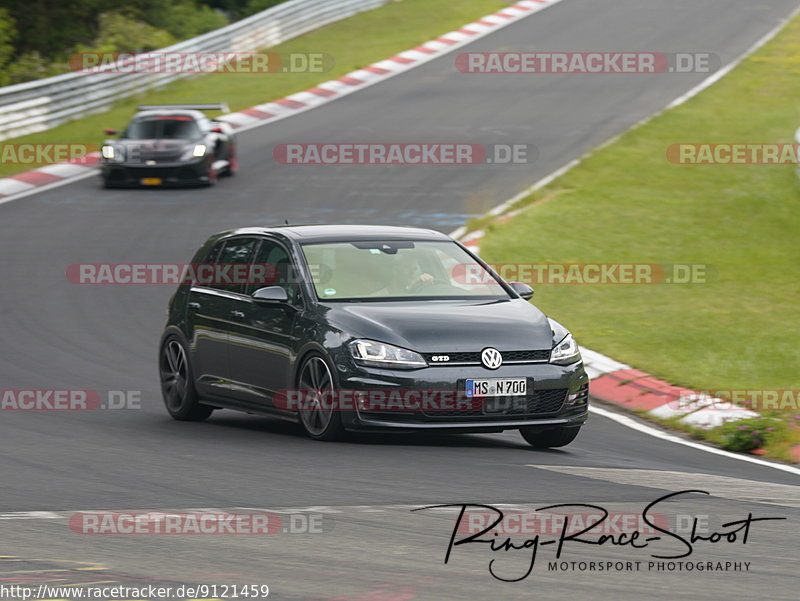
[337,359,589,432]
[101,157,210,187]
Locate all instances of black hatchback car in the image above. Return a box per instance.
[159,225,589,447]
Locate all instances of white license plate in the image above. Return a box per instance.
[466,378,527,398]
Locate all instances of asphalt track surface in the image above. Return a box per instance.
[1,1,799,600]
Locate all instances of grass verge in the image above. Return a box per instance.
[477,15,800,460]
[0,0,509,178]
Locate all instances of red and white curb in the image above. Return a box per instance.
[0,154,100,200]
[0,0,564,204]
[458,229,800,462]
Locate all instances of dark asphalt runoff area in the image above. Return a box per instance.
[0,1,798,600]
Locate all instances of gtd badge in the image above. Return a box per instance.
[481,348,503,370]
[430,355,450,362]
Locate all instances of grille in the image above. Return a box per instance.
[503,350,550,362]
[122,166,176,178]
[423,349,549,365]
[528,388,569,414]
[571,383,590,405]
[420,388,567,418]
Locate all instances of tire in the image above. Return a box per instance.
[296,353,345,441]
[520,426,580,448]
[159,336,213,421]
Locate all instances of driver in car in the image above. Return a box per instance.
[390,257,434,294]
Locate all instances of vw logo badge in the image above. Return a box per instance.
[481,347,503,370]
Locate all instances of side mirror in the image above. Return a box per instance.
[252,286,288,304]
[211,126,224,133]
[509,281,534,300]
[104,128,118,136]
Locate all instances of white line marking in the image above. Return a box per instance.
[528,464,800,506]
[0,178,37,195]
[0,170,97,206]
[36,163,94,178]
[666,7,800,109]
[447,4,800,474]
[590,405,800,477]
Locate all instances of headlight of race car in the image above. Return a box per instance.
[548,318,581,365]
[349,339,427,369]
[101,145,122,162]
[179,144,207,160]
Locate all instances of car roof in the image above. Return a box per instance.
[132,110,204,120]
[219,224,451,243]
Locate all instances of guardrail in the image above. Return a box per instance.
[0,0,388,141]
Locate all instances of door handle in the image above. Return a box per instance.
[231,310,245,319]
[188,302,201,311]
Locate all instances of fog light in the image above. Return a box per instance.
[566,385,589,405]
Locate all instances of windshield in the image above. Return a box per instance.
[123,118,201,140]
[301,240,509,301]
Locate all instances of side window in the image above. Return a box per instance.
[250,239,302,303]
[191,240,224,287]
[214,237,258,294]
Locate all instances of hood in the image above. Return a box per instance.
[325,298,554,352]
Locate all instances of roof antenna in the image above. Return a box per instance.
[284,219,289,225]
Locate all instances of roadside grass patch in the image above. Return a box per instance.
[478,16,800,460]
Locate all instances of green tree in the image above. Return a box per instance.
[77,11,176,54]
[245,0,286,15]
[0,0,106,59]
[161,1,228,39]
[6,51,69,84]
[0,7,15,86]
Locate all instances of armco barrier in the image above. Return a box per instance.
[0,0,388,141]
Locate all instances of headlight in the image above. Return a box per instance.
[192,144,207,157]
[550,333,581,365]
[349,339,427,369]
[101,145,119,160]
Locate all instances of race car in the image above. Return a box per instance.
[100,104,237,188]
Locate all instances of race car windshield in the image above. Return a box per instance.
[123,119,202,140]
[301,240,510,301]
